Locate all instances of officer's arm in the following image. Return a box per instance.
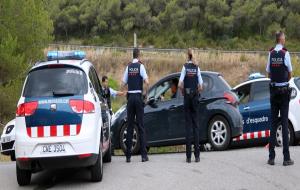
[266,52,271,79]
[140,65,150,97]
[197,67,203,92]
[121,66,128,91]
[285,52,293,81]
[178,66,185,92]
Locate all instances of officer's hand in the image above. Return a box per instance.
[198,85,203,92]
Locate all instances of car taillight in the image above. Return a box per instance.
[69,100,95,113]
[224,92,237,106]
[16,101,38,117]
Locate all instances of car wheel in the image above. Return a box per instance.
[16,165,31,186]
[276,123,295,146]
[10,152,16,161]
[208,115,231,151]
[90,149,103,182]
[120,123,140,155]
[103,141,112,163]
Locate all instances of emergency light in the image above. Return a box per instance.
[248,72,265,80]
[47,51,86,61]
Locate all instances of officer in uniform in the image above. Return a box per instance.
[101,75,124,115]
[121,48,149,163]
[267,31,294,166]
[179,48,203,163]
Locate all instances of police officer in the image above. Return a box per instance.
[179,48,203,163]
[121,48,149,163]
[267,31,294,166]
[102,76,125,115]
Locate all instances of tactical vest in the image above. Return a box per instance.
[103,87,111,109]
[184,62,198,90]
[127,62,143,91]
[269,47,288,83]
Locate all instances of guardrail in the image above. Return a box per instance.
[49,44,300,56]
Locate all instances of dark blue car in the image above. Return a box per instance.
[111,71,243,154]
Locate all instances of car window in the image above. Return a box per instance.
[23,67,88,97]
[89,67,102,96]
[149,78,179,101]
[235,83,251,104]
[202,75,213,93]
[294,78,300,90]
[250,81,270,101]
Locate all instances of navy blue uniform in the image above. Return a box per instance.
[179,61,203,160]
[123,60,148,160]
[268,46,291,162]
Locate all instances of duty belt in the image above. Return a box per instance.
[184,88,198,95]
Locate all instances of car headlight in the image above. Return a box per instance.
[290,87,297,99]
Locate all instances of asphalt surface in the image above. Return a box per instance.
[0,146,299,190]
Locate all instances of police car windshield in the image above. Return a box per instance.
[23,67,88,97]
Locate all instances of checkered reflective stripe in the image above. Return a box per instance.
[26,124,81,138]
[233,130,270,141]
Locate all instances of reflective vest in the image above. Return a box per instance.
[269,47,288,83]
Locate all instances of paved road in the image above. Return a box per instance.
[0,146,299,190]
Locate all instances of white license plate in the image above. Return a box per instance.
[41,144,66,154]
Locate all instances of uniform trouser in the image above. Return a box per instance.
[184,94,200,159]
[126,93,147,159]
[269,87,290,161]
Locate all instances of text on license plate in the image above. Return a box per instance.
[41,144,66,153]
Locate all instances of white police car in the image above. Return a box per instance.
[233,73,300,146]
[15,51,112,186]
[1,119,16,161]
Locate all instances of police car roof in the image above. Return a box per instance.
[233,77,270,90]
[30,59,92,73]
[167,71,220,78]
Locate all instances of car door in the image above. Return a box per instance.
[144,80,171,143]
[235,83,252,133]
[167,75,212,141]
[247,81,271,133]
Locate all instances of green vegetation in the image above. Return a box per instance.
[0,0,53,124]
[48,0,300,50]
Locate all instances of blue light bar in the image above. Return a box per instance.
[47,51,86,61]
[248,72,266,80]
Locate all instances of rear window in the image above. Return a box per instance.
[294,78,300,90]
[23,67,88,97]
[215,75,231,91]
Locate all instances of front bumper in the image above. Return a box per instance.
[17,154,98,170]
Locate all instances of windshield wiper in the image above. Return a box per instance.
[53,91,75,97]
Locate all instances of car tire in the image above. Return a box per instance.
[16,165,31,186]
[208,115,231,151]
[90,149,103,182]
[276,123,295,146]
[120,123,140,155]
[103,141,112,163]
[11,152,16,161]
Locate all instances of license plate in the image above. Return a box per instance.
[41,144,66,154]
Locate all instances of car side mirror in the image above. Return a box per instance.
[147,97,158,108]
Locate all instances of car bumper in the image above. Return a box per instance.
[1,141,15,155]
[17,154,98,170]
[295,131,300,140]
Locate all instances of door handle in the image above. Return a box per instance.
[169,105,178,109]
[243,106,250,110]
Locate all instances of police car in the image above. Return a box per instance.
[15,51,112,186]
[1,119,16,161]
[233,73,300,146]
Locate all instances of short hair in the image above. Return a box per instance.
[133,48,140,59]
[275,31,284,43]
[102,75,108,82]
[187,48,193,60]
